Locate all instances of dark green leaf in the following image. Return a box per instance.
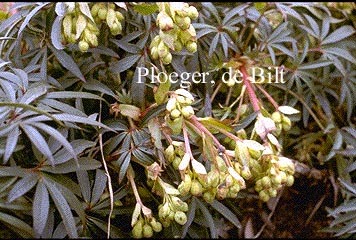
[91,169,107,205]
[43,178,78,238]
[49,45,85,81]
[0,212,34,238]
[33,180,50,237]
[210,200,241,228]
[7,174,37,203]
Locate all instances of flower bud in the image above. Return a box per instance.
[271,111,282,123]
[142,224,153,238]
[186,41,197,53]
[132,221,143,239]
[62,15,73,39]
[259,190,270,202]
[106,8,117,28]
[79,40,89,52]
[217,186,228,200]
[162,52,172,65]
[158,14,174,31]
[164,144,175,162]
[282,116,292,131]
[150,35,161,48]
[174,211,187,225]
[203,190,216,203]
[241,167,252,180]
[181,105,194,118]
[116,11,124,21]
[157,41,169,58]
[173,40,183,52]
[170,108,181,119]
[279,171,287,184]
[172,156,181,170]
[271,174,282,186]
[150,46,159,60]
[150,221,162,233]
[207,170,220,188]
[261,176,272,188]
[255,179,263,192]
[286,175,294,187]
[190,179,203,196]
[226,77,235,87]
[98,7,108,21]
[268,188,277,198]
[188,6,199,19]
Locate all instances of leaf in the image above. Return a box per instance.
[83,80,116,98]
[40,158,101,174]
[131,57,146,107]
[55,2,66,16]
[278,105,300,115]
[298,60,332,70]
[18,3,50,35]
[8,174,38,202]
[110,54,140,74]
[33,180,50,237]
[31,122,77,161]
[0,212,34,238]
[116,151,131,183]
[91,169,107,205]
[147,118,163,149]
[196,198,218,238]
[43,178,78,238]
[244,217,255,238]
[53,140,96,165]
[133,3,158,15]
[4,126,19,163]
[210,200,242,229]
[77,170,91,203]
[118,104,141,121]
[322,25,356,45]
[45,91,103,101]
[198,117,233,132]
[49,45,85,81]
[21,124,54,164]
[182,197,197,237]
[51,15,65,50]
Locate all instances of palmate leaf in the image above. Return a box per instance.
[43,177,78,238]
[33,180,50,237]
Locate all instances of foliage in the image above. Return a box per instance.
[0,2,355,238]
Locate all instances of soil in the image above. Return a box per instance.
[238,170,335,238]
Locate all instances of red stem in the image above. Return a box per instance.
[240,66,260,113]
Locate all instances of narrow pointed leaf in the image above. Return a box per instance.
[43,178,78,238]
[49,45,85,81]
[8,174,38,202]
[91,169,107,205]
[21,124,54,164]
[33,180,50,237]
[4,126,20,163]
